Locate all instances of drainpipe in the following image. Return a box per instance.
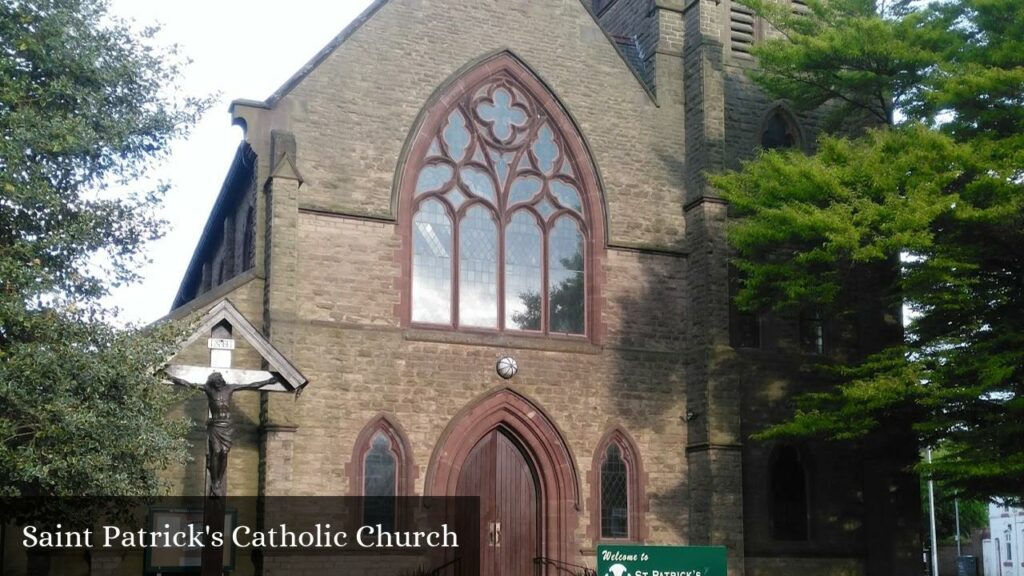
[955,498,961,557]
[927,448,939,576]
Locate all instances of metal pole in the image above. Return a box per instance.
[927,448,939,576]
[954,498,961,557]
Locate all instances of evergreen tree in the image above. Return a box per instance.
[712,0,1023,502]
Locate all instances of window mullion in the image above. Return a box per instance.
[542,221,550,334]
[452,205,461,329]
[498,213,506,331]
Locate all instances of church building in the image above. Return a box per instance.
[159,1,922,574]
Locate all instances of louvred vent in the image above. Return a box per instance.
[730,3,756,56]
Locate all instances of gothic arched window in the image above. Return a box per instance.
[589,428,645,542]
[403,54,602,338]
[363,431,397,530]
[770,445,810,540]
[242,205,255,272]
[349,416,414,531]
[760,107,800,150]
[601,444,629,538]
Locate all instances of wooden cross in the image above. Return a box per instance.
[164,321,285,498]
[161,301,308,576]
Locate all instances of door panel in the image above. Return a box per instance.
[458,432,497,575]
[457,429,539,576]
[495,431,538,576]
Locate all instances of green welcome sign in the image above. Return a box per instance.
[597,545,727,576]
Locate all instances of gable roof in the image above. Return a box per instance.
[172,299,309,393]
[229,0,655,115]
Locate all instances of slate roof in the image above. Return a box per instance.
[612,34,652,92]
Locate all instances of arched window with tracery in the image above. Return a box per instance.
[588,428,646,542]
[402,53,603,338]
[348,415,415,531]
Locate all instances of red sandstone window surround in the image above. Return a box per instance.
[347,415,416,530]
[399,54,605,341]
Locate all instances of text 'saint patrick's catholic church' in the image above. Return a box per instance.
[156,1,919,575]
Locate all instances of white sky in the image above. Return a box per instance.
[104,0,374,325]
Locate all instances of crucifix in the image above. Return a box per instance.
[162,305,307,576]
[164,321,288,498]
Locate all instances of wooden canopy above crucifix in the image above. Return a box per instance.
[163,299,308,394]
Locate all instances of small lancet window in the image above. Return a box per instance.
[591,429,644,542]
[242,205,256,272]
[761,109,799,150]
[770,445,810,541]
[363,432,398,531]
[799,311,825,355]
[601,444,629,538]
[730,266,761,349]
[352,417,412,532]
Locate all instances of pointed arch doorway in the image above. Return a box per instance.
[427,388,580,576]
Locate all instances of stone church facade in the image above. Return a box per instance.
[155,1,923,575]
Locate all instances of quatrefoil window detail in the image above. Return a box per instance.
[476,88,528,142]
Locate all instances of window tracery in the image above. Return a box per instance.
[408,69,593,336]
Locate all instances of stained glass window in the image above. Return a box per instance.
[364,432,397,531]
[601,444,629,538]
[407,71,593,336]
[412,200,453,324]
[505,212,542,331]
[549,218,585,335]
[459,206,498,328]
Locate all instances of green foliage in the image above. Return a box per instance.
[0,320,195,522]
[921,479,989,543]
[714,0,1024,502]
[0,0,210,513]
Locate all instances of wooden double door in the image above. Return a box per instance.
[457,429,540,576]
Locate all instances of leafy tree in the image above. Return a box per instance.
[712,0,1023,503]
[0,0,209,511]
[921,481,989,544]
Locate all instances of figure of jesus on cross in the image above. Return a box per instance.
[163,319,295,498]
[165,371,278,497]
